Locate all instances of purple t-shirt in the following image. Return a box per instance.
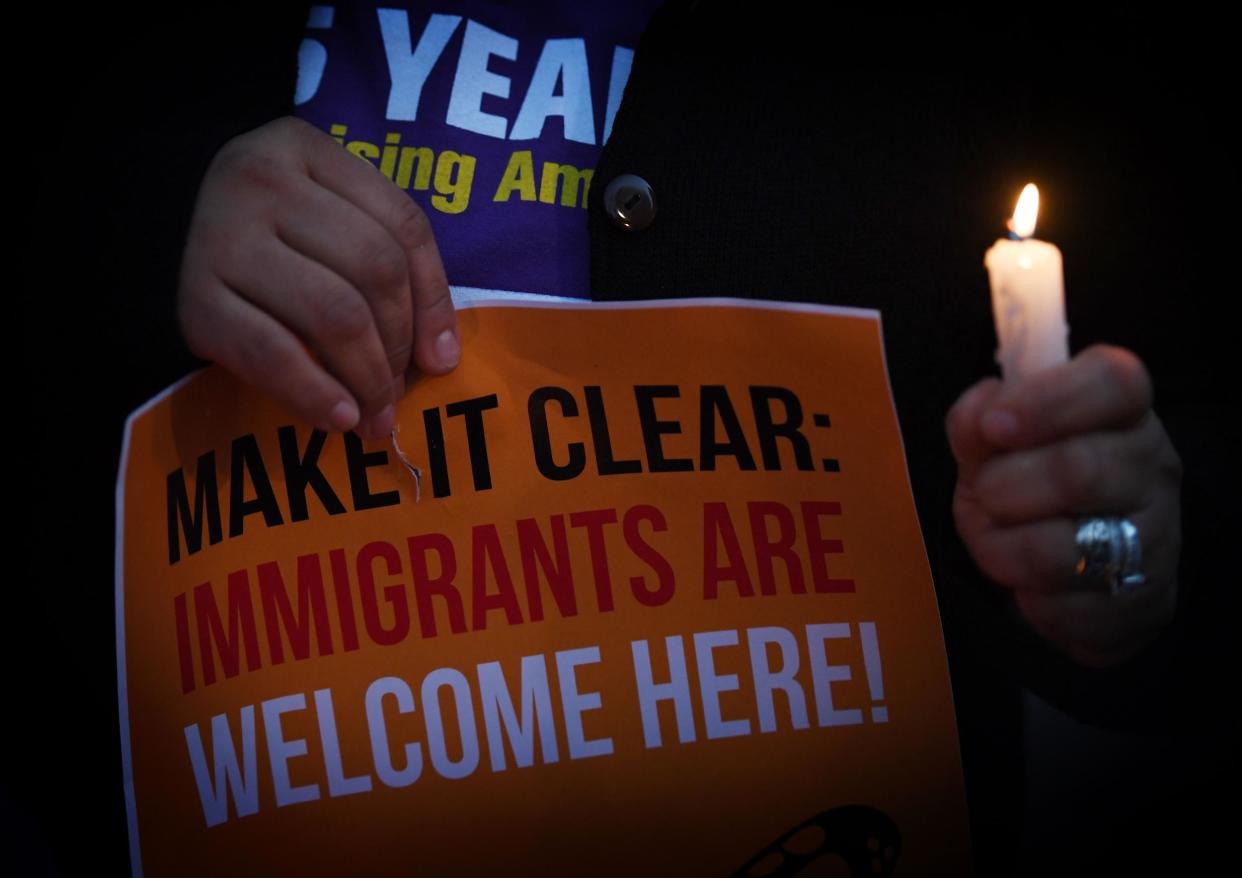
[294,2,660,298]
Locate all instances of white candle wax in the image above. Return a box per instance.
[984,184,1069,380]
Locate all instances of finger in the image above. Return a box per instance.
[179,282,359,433]
[270,174,415,385]
[1014,581,1176,668]
[956,473,1179,593]
[980,345,1152,449]
[289,119,460,376]
[405,223,459,378]
[957,517,1077,594]
[973,418,1165,523]
[215,236,397,436]
[945,377,1005,478]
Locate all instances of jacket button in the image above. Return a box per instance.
[603,174,656,231]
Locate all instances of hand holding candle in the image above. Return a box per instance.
[943,185,1183,667]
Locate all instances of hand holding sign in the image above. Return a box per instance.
[946,344,1182,667]
[177,117,460,440]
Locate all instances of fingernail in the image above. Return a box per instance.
[328,399,359,432]
[981,409,1020,443]
[434,328,461,370]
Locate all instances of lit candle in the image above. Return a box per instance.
[984,183,1069,380]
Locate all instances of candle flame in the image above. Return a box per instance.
[1011,183,1039,239]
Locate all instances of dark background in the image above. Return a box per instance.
[19,5,1237,875]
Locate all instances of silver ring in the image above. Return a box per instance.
[1074,517,1146,595]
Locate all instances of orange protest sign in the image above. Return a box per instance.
[117,299,971,876]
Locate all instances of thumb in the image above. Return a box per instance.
[406,228,459,379]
